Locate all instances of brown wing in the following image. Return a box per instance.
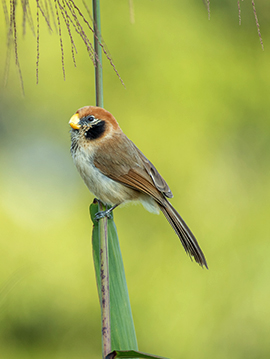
[136,148,173,198]
[93,133,172,201]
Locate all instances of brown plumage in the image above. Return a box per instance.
[69,106,208,268]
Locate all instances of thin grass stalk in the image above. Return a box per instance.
[92,0,103,108]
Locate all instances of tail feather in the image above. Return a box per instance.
[159,201,208,268]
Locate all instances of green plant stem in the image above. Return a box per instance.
[90,203,138,353]
[98,202,111,358]
[92,0,103,108]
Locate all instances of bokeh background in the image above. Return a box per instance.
[1,0,270,358]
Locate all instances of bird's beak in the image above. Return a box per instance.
[69,113,81,130]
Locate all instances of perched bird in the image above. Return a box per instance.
[69,106,207,268]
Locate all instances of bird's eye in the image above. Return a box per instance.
[87,115,95,122]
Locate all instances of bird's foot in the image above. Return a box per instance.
[94,208,113,220]
[94,203,119,221]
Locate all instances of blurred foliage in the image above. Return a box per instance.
[1,1,270,359]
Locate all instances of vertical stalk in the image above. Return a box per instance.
[92,1,110,357]
[92,0,103,108]
[98,203,111,358]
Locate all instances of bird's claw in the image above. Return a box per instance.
[94,209,113,220]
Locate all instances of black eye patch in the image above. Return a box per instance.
[84,120,106,140]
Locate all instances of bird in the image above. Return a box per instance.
[69,106,208,268]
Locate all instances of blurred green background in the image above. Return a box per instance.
[1,0,270,358]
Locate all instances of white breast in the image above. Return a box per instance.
[72,148,140,205]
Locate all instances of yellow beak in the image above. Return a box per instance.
[69,113,81,130]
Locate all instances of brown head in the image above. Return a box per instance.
[69,106,121,139]
[69,106,123,155]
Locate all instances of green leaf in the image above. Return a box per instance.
[90,202,138,351]
[106,350,171,359]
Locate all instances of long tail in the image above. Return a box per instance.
[159,200,208,268]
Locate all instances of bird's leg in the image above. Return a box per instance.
[94,203,119,220]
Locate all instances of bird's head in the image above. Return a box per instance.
[69,106,121,142]
[69,106,122,155]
